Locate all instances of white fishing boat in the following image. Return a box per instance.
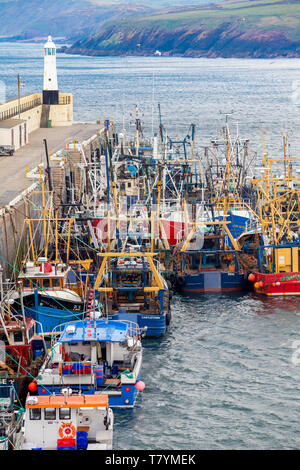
[16,393,113,450]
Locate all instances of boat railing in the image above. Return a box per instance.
[50,321,73,348]
[1,282,17,306]
[205,198,252,210]
[50,319,141,349]
[113,319,141,339]
[33,320,47,345]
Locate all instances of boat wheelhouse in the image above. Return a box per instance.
[36,319,143,408]
[0,314,45,403]
[16,393,113,450]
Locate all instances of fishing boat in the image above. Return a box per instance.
[94,251,171,336]
[9,185,94,333]
[249,243,300,295]
[246,140,300,296]
[0,279,46,404]
[16,393,113,450]
[0,315,46,403]
[173,213,247,294]
[15,259,84,311]
[34,318,143,408]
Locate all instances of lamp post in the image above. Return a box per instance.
[18,74,20,119]
[17,74,25,119]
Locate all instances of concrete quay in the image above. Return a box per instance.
[0,123,99,206]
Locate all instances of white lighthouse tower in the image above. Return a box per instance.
[43,35,59,105]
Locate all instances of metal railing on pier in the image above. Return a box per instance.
[0,94,71,122]
[0,98,42,122]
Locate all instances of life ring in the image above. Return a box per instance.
[59,422,76,439]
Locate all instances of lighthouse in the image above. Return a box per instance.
[43,35,59,105]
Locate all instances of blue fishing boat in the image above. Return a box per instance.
[174,218,247,294]
[34,319,143,408]
[176,251,246,293]
[94,252,171,337]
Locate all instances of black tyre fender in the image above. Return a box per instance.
[176,276,186,288]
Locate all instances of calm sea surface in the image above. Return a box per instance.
[1,43,300,449]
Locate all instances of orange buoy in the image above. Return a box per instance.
[248,273,256,282]
[28,381,37,392]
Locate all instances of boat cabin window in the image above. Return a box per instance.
[42,279,50,289]
[13,331,23,343]
[52,279,60,288]
[30,408,41,420]
[44,408,56,420]
[0,333,9,346]
[59,408,71,420]
[23,279,31,288]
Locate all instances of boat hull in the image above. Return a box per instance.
[20,291,83,312]
[108,312,168,337]
[37,383,139,408]
[177,271,246,293]
[253,272,300,296]
[24,305,84,335]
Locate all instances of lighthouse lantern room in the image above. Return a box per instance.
[43,35,59,105]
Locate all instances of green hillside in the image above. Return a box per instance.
[66,0,300,57]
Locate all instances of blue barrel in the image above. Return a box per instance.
[94,365,104,387]
[76,431,88,450]
[112,364,118,376]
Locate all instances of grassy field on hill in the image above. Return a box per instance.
[128,0,300,40]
